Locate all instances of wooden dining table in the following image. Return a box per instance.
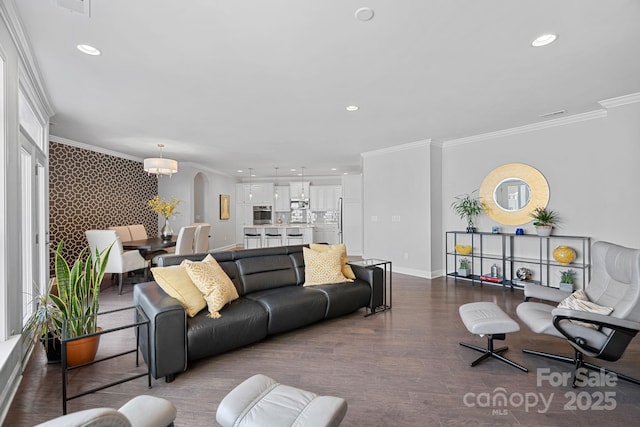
[122,236,177,252]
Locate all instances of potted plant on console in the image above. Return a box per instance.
[529,206,559,237]
[451,190,484,233]
[559,269,575,293]
[24,241,112,365]
[458,258,471,277]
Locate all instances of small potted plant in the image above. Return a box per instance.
[458,258,470,277]
[451,190,484,233]
[529,206,559,236]
[559,269,575,292]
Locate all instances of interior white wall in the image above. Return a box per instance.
[158,163,237,251]
[362,141,434,277]
[442,100,640,250]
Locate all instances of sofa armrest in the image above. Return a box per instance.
[133,281,188,382]
[350,265,384,310]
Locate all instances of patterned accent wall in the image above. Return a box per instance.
[49,141,158,270]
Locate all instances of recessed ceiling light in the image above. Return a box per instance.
[290,168,297,172]
[346,105,359,112]
[331,168,337,171]
[77,44,101,55]
[237,169,243,173]
[531,34,557,47]
[355,7,374,22]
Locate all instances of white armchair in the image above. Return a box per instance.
[85,230,148,295]
[34,395,176,427]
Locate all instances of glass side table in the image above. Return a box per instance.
[348,258,392,316]
[61,305,151,414]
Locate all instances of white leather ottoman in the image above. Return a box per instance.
[459,301,528,372]
[216,374,347,427]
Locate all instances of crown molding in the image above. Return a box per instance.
[361,138,432,158]
[599,92,640,109]
[445,109,607,147]
[181,161,234,178]
[50,135,144,162]
[0,0,54,117]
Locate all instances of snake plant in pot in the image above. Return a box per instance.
[24,241,112,365]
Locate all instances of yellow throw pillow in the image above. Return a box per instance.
[309,243,356,280]
[182,255,239,318]
[303,246,350,286]
[151,265,206,317]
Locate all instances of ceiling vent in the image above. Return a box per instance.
[54,0,91,17]
[539,110,566,118]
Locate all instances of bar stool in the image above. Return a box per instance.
[264,228,282,247]
[286,228,304,245]
[244,227,262,249]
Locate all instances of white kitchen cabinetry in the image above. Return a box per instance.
[310,185,342,211]
[274,185,290,212]
[313,224,339,245]
[240,183,274,205]
[290,181,310,200]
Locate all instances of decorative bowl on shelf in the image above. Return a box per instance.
[553,245,576,265]
[454,244,473,255]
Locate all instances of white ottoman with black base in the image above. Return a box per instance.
[216,374,347,427]
[459,302,528,372]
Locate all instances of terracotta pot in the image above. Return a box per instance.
[66,328,101,367]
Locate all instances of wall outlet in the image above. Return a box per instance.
[392,215,400,222]
[403,252,409,259]
[371,215,378,222]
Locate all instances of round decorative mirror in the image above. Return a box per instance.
[479,163,549,225]
[493,178,531,211]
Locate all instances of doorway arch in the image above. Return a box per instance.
[193,172,208,223]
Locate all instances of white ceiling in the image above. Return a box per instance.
[14,0,640,179]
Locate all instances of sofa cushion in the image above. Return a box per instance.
[245,286,327,335]
[303,247,350,286]
[309,243,356,280]
[310,281,372,318]
[183,255,239,318]
[186,298,268,361]
[150,265,206,317]
[236,255,298,294]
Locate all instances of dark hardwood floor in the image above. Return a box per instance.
[5,274,640,426]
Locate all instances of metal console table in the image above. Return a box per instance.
[348,258,392,316]
[61,305,151,414]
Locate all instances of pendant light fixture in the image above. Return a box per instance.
[248,168,253,201]
[300,166,306,199]
[274,167,279,200]
[144,144,178,177]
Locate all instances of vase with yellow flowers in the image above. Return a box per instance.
[148,195,180,240]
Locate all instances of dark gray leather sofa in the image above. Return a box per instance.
[133,245,383,382]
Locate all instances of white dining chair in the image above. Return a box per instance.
[156,226,198,262]
[193,223,211,253]
[127,224,148,241]
[108,226,132,243]
[85,230,148,295]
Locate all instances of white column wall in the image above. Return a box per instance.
[362,140,433,277]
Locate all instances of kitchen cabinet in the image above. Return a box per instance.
[274,185,290,212]
[239,183,274,205]
[310,185,342,211]
[313,224,339,245]
[289,181,310,200]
